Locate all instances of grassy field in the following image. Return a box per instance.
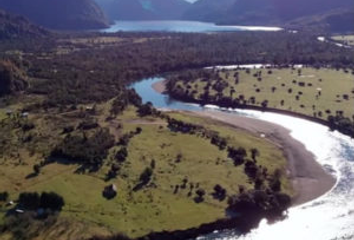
[55,36,160,56]
[171,67,354,119]
[0,102,290,239]
[331,35,354,46]
[0,111,6,121]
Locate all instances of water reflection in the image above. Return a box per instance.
[207,110,354,240]
[102,21,282,33]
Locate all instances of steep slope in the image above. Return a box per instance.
[182,0,235,22]
[269,0,353,21]
[184,0,354,32]
[0,0,109,30]
[95,0,191,21]
[288,9,354,33]
[0,9,48,40]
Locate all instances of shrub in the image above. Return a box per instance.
[22,122,35,132]
[194,189,206,203]
[115,147,128,162]
[139,167,153,185]
[40,192,65,211]
[0,192,9,202]
[18,192,65,212]
[51,127,115,169]
[212,184,227,201]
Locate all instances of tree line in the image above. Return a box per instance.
[166,67,354,138]
[14,31,354,109]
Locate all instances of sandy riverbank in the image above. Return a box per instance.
[152,79,167,94]
[152,79,336,206]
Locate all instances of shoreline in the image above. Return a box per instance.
[152,79,336,205]
[192,110,336,205]
[153,79,331,127]
[152,79,168,94]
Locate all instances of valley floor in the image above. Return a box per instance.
[193,110,336,205]
[0,102,293,239]
[154,80,336,205]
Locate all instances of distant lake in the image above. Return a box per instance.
[102,20,282,33]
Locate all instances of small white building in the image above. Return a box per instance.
[15,209,24,214]
[21,112,29,118]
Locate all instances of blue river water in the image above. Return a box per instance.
[131,75,354,240]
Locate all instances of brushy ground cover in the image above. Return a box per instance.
[0,102,290,239]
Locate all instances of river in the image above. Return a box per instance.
[131,77,354,240]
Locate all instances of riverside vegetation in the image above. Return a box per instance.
[0,30,353,239]
[0,103,291,239]
[166,66,354,137]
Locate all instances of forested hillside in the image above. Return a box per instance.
[0,0,109,30]
[94,0,191,20]
[288,9,354,33]
[0,9,48,40]
[22,32,353,107]
[184,0,354,32]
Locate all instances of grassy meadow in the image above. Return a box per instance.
[171,67,354,120]
[331,35,354,46]
[0,102,290,239]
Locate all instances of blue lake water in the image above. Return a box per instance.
[102,20,282,33]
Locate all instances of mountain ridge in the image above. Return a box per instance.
[0,9,48,40]
[183,0,354,32]
[0,0,109,30]
[95,0,191,21]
